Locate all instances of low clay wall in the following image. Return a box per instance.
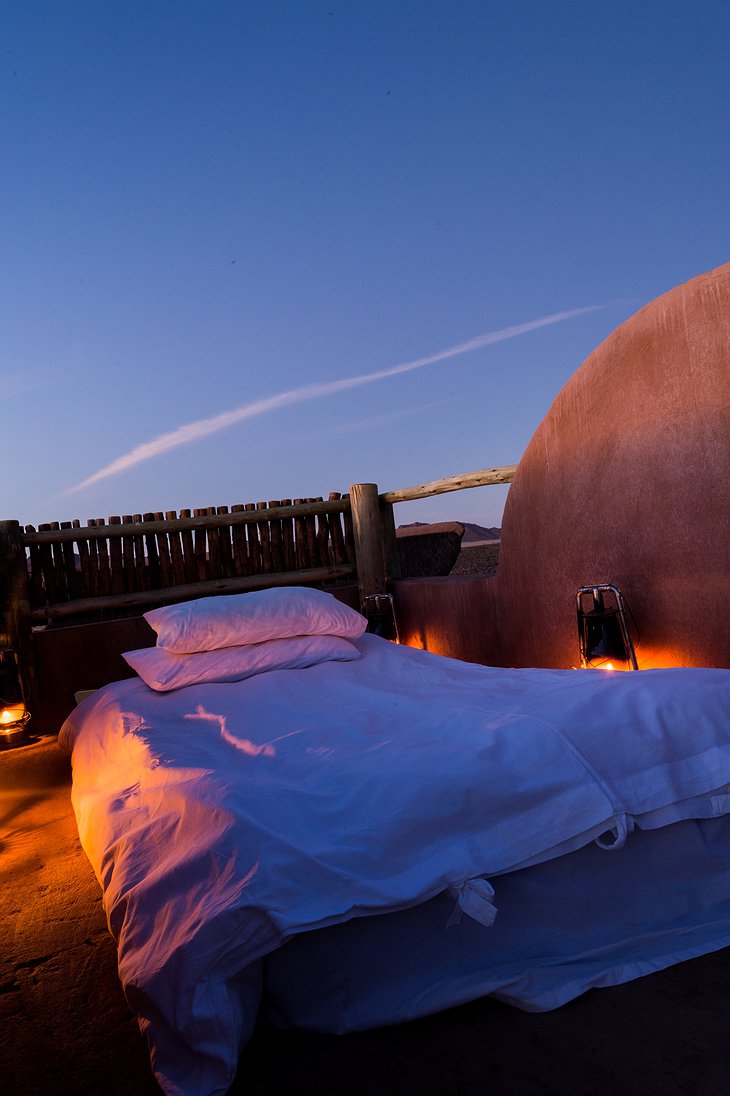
[392,574,503,667]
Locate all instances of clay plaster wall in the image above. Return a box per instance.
[395,263,730,670]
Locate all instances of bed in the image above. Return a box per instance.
[57,585,730,1096]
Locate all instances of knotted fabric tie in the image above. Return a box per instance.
[446,877,498,928]
[595,812,635,850]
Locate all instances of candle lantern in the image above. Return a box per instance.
[576,585,638,671]
[0,648,31,748]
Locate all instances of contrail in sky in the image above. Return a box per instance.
[67,305,603,493]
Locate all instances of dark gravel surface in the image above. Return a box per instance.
[450,543,500,576]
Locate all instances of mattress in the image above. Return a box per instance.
[265,813,730,1030]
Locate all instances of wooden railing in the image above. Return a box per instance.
[379,465,517,505]
[20,494,355,623]
[358,466,518,602]
[0,465,516,695]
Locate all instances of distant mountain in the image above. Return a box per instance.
[461,522,501,542]
[398,521,500,542]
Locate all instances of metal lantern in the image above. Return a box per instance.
[0,648,31,748]
[576,585,638,671]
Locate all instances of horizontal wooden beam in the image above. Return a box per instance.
[31,564,355,621]
[380,465,517,505]
[24,498,351,545]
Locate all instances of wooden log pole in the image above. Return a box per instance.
[349,483,387,608]
[216,506,234,578]
[49,521,67,601]
[230,504,250,576]
[293,499,308,568]
[328,492,347,564]
[244,503,261,574]
[380,464,517,505]
[204,507,222,578]
[178,509,198,584]
[380,499,401,581]
[166,511,187,587]
[342,493,355,564]
[193,509,209,581]
[60,520,79,598]
[122,515,136,593]
[314,498,332,567]
[108,516,125,595]
[24,526,44,609]
[76,528,93,599]
[280,500,296,572]
[268,501,283,573]
[154,512,174,588]
[132,514,147,590]
[256,502,272,573]
[38,523,59,603]
[143,513,161,590]
[94,518,112,596]
[0,520,36,700]
[304,498,318,566]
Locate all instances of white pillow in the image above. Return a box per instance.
[123,634,361,692]
[144,587,367,653]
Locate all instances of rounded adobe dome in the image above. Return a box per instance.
[496,263,730,669]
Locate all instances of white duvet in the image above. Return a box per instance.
[59,635,730,1096]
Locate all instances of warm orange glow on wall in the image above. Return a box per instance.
[576,646,700,671]
[398,629,453,657]
[625,645,691,670]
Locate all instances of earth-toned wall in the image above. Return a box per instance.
[396,263,730,669]
[498,261,730,669]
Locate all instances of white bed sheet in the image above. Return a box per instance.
[59,635,730,1096]
[265,814,730,1030]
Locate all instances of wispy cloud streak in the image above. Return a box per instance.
[67,305,602,493]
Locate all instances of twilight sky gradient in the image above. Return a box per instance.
[3,1,729,530]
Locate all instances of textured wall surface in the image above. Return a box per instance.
[496,262,730,669]
[395,264,730,669]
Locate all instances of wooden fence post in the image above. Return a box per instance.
[349,483,387,605]
[0,520,36,700]
[350,485,401,640]
[380,499,401,581]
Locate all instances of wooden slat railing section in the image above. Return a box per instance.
[23,493,355,623]
[1,465,516,697]
[14,466,516,627]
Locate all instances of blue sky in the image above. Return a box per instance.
[3,1,729,530]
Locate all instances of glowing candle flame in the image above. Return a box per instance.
[1,703,27,725]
